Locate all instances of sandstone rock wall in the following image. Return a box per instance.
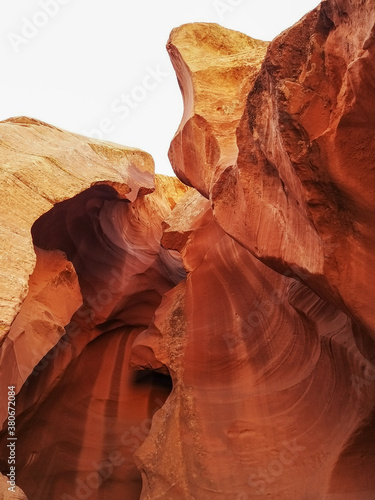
[1,1,375,498]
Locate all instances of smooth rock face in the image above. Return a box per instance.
[1,1,375,499]
[0,116,154,340]
[232,0,375,340]
[167,23,268,197]
[0,247,82,422]
[170,4,375,341]
[134,191,375,500]
[10,327,171,500]
[0,119,187,499]
[162,2,375,498]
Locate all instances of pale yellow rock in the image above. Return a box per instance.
[0,473,28,499]
[167,23,268,196]
[154,174,190,210]
[0,117,155,341]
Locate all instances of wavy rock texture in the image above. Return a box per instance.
[168,4,375,340]
[133,191,375,499]
[0,116,161,427]
[162,3,375,498]
[1,0,375,499]
[231,0,375,340]
[0,117,155,341]
[0,119,188,499]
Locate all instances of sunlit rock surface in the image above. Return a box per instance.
[0,117,155,341]
[1,0,375,499]
[170,4,375,340]
[167,23,268,198]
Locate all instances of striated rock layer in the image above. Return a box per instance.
[134,190,375,500]
[168,4,375,342]
[0,118,188,499]
[0,117,155,340]
[1,0,375,499]
[159,2,375,499]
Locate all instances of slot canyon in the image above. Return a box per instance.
[1,0,375,498]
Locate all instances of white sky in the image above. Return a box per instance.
[1,0,320,176]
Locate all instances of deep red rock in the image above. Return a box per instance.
[133,191,375,499]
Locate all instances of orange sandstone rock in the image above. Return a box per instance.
[230,0,375,340]
[1,1,375,498]
[133,190,375,500]
[0,472,28,499]
[0,247,82,422]
[0,119,187,499]
[167,23,268,197]
[164,5,375,499]
[0,116,154,340]
[168,6,375,341]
